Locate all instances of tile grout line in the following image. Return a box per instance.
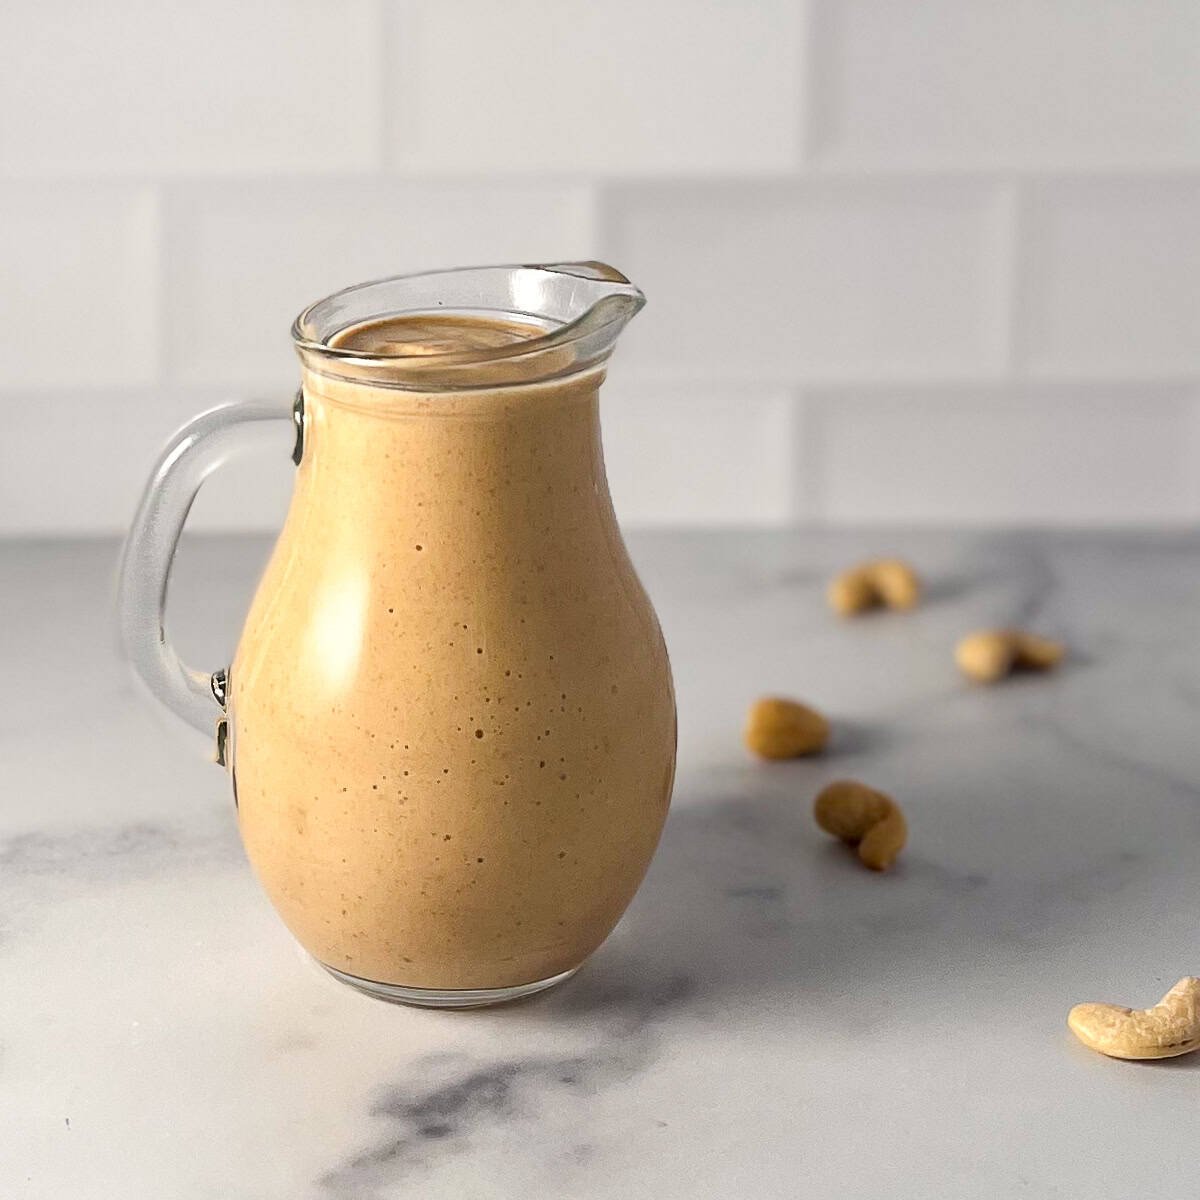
[1188,390,1200,520]
[150,179,172,393]
[380,0,434,177]
[793,386,826,524]
[796,0,821,169]
[994,176,1024,380]
[591,178,616,264]
[376,0,399,172]
[7,165,1200,190]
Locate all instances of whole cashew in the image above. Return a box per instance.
[1068,977,1200,1060]
[955,629,1065,683]
[827,559,921,616]
[813,780,907,871]
[744,697,829,759]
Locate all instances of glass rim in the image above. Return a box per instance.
[290,262,645,371]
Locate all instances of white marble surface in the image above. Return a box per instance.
[4,530,1200,1199]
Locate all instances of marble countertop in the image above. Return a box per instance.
[5,529,1200,1199]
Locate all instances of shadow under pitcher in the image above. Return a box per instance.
[116,263,677,1008]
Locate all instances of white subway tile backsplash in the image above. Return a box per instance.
[810,0,1200,168]
[0,186,159,389]
[600,378,794,526]
[609,183,1005,378]
[167,182,596,387]
[0,391,295,535]
[0,2,381,176]
[3,0,1200,534]
[1018,180,1200,377]
[808,386,1198,524]
[392,0,803,174]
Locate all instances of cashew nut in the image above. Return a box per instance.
[955,629,1065,683]
[813,780,907,871]
[744,697,829,759]
[827,559,921,616]
[1068,977,1200,1060]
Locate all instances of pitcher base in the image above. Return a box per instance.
[320,962,579,1008]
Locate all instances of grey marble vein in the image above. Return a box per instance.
[319,971,696,1195]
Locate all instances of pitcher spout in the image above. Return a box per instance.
[537,260,645,320]
[521,259,645,355]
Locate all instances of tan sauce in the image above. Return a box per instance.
[229,313,676,989]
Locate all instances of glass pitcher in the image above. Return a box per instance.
[117,263,677,1008]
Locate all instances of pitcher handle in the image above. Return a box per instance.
[116,395,304,745]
